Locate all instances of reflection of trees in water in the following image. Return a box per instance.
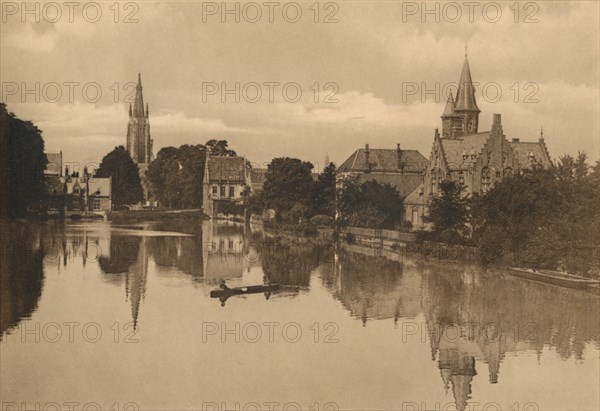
[320,249,410,325]
[420,263,600,410]
[0,221,45,338]
[98,235,140,274]
[253,233,332,288]
[147,235,204,281]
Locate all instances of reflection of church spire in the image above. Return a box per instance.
[127,237,148,329]
[438,350,477,411]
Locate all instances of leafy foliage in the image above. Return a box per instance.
[313,162,337,217]
[147,144,206,208]
[471,154,600,277]
[423,180,470,243]
[205,139,236,156]
[95,146,144,207]
[0,103,48,217]
[337,176,403,229]
[263,157,314,222]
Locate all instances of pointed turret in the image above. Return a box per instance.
[455,55,479,112]
[441,94,462,139]
[442,94,457,117]
[132,73,145,118]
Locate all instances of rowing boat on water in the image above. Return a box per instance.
[508,267,600,289]
[210,284,281,298]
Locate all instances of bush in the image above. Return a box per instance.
[310,214,334,226]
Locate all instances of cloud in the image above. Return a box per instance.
[5,23,57,52]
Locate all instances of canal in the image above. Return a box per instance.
[1,220,598,410]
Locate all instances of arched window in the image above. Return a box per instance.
[458,172,465,185]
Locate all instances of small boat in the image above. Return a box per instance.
[508,267,600,289]
[210,283,281,299]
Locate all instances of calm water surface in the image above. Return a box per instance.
[1,220,598,410]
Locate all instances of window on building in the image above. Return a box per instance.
[481,167,491,193]
[412,208,419,225]
[229,186,235,198]
[93,198,101,210]
[220,186,226,197]
[228,238,234,249]
[459,172,465,185]
[212,185,218,195]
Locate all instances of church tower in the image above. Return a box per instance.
[126,73,153,165]
[453,53,480,135]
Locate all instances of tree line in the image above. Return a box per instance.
[425,153,600,276]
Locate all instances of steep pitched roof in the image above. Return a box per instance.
[207,156,246,183]
[45,152,62,175]
[442,94,457,117]
[88,177,111,197]
[438,132,490,170]
[455,56,480,112]
[404,183,425,206]
[338,148,428,174]
[509,141,552,169]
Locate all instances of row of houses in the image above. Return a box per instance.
[44,152,112,217]
[45,57,551,225]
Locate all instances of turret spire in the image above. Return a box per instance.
[455,55,479,112]
[442,94,456,117]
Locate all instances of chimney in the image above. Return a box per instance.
[365,144,370,172]
[435,128,440,139]
[396,143,403,170]
[492,113,502,134]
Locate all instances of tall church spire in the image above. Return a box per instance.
[132,73,145,118]
[126,72,153,168]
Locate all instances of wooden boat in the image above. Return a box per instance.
[210,284,281,299]
[508,267,600,289]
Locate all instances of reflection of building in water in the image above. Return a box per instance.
[438,349,477,411]
[125,237,148,329]
[321,244,421,326]
[420,263,600,409]
[202,220,246,284]
[97,234,147,328]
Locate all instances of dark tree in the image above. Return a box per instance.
[263,157,314,221]
[205,139,236,156]
[337,176,404,229]
[96,146,143,207]
[0,103,48,218]
[424,180,469,243]
[147,145,206,208]
[313,162,337,218]
[147,146,180,207]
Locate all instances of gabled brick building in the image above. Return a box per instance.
[405,55,552,230]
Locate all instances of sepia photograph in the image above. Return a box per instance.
[1,1,599,410]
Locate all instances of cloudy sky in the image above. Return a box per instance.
[2,1,599,169]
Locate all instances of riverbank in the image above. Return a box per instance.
[109,208,208,222]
